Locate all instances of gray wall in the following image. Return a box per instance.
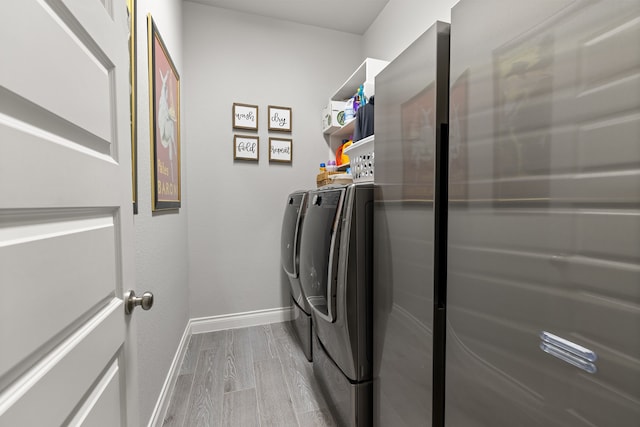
[133,0,190,425]
[363,0,459,61]
[183,2,363,318]
[134,0,465,423]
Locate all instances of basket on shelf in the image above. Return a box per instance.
[343,135,374,183]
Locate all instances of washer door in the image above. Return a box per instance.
[281,191,306,278]
[299,187,345,322]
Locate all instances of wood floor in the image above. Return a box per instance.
[162,321,337,427]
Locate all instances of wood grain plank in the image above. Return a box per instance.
[180,333,203,375]
[162,373,194,427]
[296,409,338,427]
[222,388,259,427]
[276,336,328,414]
[184,331,226,427]
[254,358,298,427]
[270,321,295,340]
[224,328,255,393]
[200,330,226,350]
[249,324,279,362]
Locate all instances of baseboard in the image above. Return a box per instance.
[146,320,192,427]
[190,306,293,334]
[146,306,293,426]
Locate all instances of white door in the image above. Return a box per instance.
[0,1,139,425]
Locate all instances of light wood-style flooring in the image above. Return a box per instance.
[162,321,337,427]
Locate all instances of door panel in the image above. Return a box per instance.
[447,0,640,425]
[0,0,136,425]
[67,361,122,427]
[0,301,123,426]
[0,212,117,381]
[0,0,116,141]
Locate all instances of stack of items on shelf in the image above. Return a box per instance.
[319,58,389,187]
[316,161,352,188]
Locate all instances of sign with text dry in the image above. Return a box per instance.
[233,103,258,130]
[268,105,292,132]
[234,135,259,161]
[269,138,292,163]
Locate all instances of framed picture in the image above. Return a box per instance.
[234,135,259,161]
[233,103,258,130]
[268,105,292,132]
[269,138,292,163]
[127,0,138,214]
[148,14,181,211]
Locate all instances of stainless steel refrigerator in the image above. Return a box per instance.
[446,0,640,425]
[373,21,450,426]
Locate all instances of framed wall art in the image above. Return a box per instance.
[234,135,259,161]
[269,138,292,163]
[127,0,138,214]
[268,105,292,132]
[233,103,258,130]
[148,14,181,211]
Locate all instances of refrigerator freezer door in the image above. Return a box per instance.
[373,21,450,427]
[447,0,640,425]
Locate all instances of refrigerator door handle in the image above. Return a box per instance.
[540,331,598,362]
[540,342,597,374]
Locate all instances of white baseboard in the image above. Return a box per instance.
[190,306,293,335]
[147,320,193,427]
[147,306,293,426]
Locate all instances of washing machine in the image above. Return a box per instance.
[280,190,313,361]
[299,183,374,426]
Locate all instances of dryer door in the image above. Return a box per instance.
[299,187,345,323]
[281,191,306,278]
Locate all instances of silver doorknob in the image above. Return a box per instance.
[124,290,154,315]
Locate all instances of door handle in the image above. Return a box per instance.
[124,290,154,314]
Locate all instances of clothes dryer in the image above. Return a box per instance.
[281,190,313,361]
[299,183,374,426]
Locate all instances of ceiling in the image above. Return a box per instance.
[186,0,390,35]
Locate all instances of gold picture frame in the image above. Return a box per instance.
[127,0,138,214]
[148,14,181,211]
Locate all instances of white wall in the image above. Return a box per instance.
[133,0,190,424]
[363,0,460,61]
[135,1,465,422]
[183,1,362,318]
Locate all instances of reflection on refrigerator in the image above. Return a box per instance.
[446,0,640,425]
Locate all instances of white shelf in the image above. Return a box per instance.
[331,58,389,101]
[323,118,354,136]
[324,58,389,153]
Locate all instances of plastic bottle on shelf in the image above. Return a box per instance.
[358,84,367,107]
[319,163,326,172]
[327,160,337,173]
[336,139,348,166]
[344,98,355,121]
[341,139,353,165]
